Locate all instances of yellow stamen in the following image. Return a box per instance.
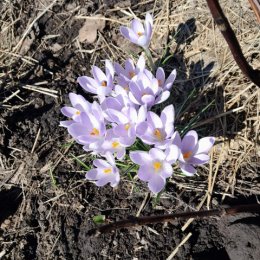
[153,161,162,171]
[129,71,135,78]
[124,85,129,91]
[137,32,144,37]
[103,168,112,174]
[112,141,120,149]
[90,128,100,136]
[153,128,162,140]
[124,123,130,131]
[75,110,81,115]
[183,151,192,160]
[101,81,107,87]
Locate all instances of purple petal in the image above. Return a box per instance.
[156,67,165,86]
[86,169,98,180]
[161,105,174,125]
[68,123,88,138]
[181,130,198,153]
[113,124,128,137]
[148,175,165,193]
[119,136,136,146]
[165,145,179,164]
[120,26,138,43]
[155,90,170,104]
[149,148,166,161]
[196,137,215,154]
[130,151,151,165]
[141,94,155,106]
[60,120,74,127]
[138,164,153,181]
[179,163,196,176]
[96,175,113,187]
[93,159,110,168]
[106,109,128,124]
[172,131,181,147]
[105,60,114,77]
[136,122,149,137]
[147,112,163,129]
[77,76,98,94]
[61,107,77,118]
[162,162,173,178]
[92,66,106,82]
[145,13,153,27]
[164,69,177,90]
[137,35,149,47]
[188,154,210,165]
[136,55,145,72]
[131,19,144,34]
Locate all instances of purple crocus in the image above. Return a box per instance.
[85,152,120,187]
[128,71,170,107]
[115,55,145,83]
[136,104,175,149]
[68,103,106,148]
[106,105,147,146]
[100,129,127,160]
[77,60,114,97]
[60,93,91,127]
[173,130,215,176]
[130,146,179,193]
[120,13,153,48]
[155,67,177,91]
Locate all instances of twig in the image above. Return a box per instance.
[248,0,260,23]
[206,0,260,87]
[86,203,260,236]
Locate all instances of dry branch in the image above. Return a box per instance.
[206,0,260,87]
[86,204,260,236]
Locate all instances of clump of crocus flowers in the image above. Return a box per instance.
[60,13,215,194]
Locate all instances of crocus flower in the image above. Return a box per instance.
[130,146,179,193]
[120,13,153,48]
[60,93,91,127]
[115,55,145,83]
[100,130,127,160]
[155,67,177,91]
[136,104,175,149]
[173,130,215,176]
[68,104,106,147]
[77,60,114,97]
[128,72,170,107]
[86,152,120,187]
[106,105,147,146]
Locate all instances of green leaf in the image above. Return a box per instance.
[70,153,91,171]
[93,215,106,224]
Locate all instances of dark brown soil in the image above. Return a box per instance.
[0,1,259,259]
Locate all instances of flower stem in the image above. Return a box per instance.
[143,48,156,73]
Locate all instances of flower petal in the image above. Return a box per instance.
[179,163,196,176]
[138,164,153,181]
[130,151,151,165]
[155,90,170,104]
[149,148,166,161]
[148,175,165,193]
[181,130,198,153]
[196,137,215,154]
[147,111,163,129]
[165,144,179,164]
[188,154,210,165]
[86,169,98,180]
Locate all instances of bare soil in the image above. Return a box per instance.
[0,0,259,259]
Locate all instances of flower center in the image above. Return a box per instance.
[101,80,107,87]
[137,32,144,37]
[90,128,100,136]
[183,151,192,160]
[124,123,130,131]
[129,71,135,78]
[75,110,81,115]
[153,128,163,141]
[103,168,112,174]
[153,161,162,171]
[112,141,120,149]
